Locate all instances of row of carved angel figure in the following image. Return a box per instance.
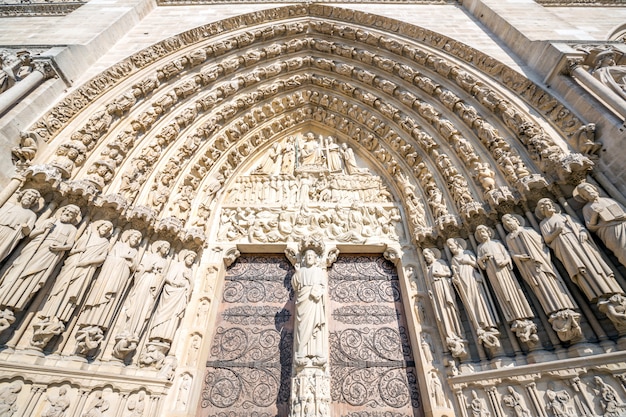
[461,375,626,417]
[422,184,626,359]
[0,191,197,367]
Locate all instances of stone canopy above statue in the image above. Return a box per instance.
[218,131,402,244]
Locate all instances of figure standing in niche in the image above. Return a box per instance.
[256,142,282,175]
[42,387,70,417]
[39,220,113,322]
[446,238,500,351]
[324,136,343,173]
[423,247,467,358]
[546,388,573,417]
[292,248,327,366]
[593,376,626,416]
[502,214,582,342]
[502,386,531,417]
[340,143,366,175]
[536,198,621,301]
[0,189,41,266]
[78,229,142,329]
[0,204,80,316]
[0,381,21,417]
[149,250,196,343]
[475,225,538,345]
[120,240,170,337]
[281,136,296,174]
[575,182,626,267]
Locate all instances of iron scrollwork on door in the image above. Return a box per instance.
[328,255,421,415]
[199,255,294,417]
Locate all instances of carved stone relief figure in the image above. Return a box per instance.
[446,238,500,352]
[575,183,626,268]
[591,50,626,100]
[298,132,324,168]
[30,220,113,349]
[11,132,38,167]
[176,374,192,410]
[76,229,142,353]
[82,395,109,417]
[423,248,467,358]
[255,142,282,174]
[124,392,146,417]
[114,240,170,359]
[475,225,538,345]
[593,376,626,417]
[324,136,343,173]
[0,188,41,265]
[468,390,490,417]
[0,204,80,327]
[0,381,21,417]
[536,198,626,331]
[502,214,582,343]
[148,250,196,344]
[429,370,446,407]
[42,387,71,417]
[292,247,327,366]
[546,388,574,417]
[340,142,367,175]
[39,220,113,322]
[281,136,296,174]
[502,386,531,417]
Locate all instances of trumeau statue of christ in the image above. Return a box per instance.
[291,245,327,367]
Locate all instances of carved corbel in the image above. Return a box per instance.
[223,246,241,267]
[383,245,401,266]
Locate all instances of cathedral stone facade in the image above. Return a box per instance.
[0,1,626,416]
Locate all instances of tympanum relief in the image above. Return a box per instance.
[218,132,402,245]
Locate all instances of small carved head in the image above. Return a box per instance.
[17,188,41,208]
[474,225,493,243]
[573,182,599,202]
[501,213,525,232]
[60,204,81,224]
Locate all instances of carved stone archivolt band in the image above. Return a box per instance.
[2,4,626,417]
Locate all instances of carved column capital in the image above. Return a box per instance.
[32,60,57,80]
[562,57,585,76]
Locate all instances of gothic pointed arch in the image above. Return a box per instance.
[3,4,626,417]
[20,4,596,244]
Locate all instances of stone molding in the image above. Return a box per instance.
[0,2,84,17]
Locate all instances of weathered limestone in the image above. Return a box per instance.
[0,3,625,417]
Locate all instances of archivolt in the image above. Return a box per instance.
[21,4,598,244]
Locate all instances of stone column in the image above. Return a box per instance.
[485,386,504,417]
[18,385,45,417]
[524,382,547,417]
[0,175,24,207]
[0,61,57,116]
[569,377,594,416]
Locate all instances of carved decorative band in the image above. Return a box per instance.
[0,2,84,16]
